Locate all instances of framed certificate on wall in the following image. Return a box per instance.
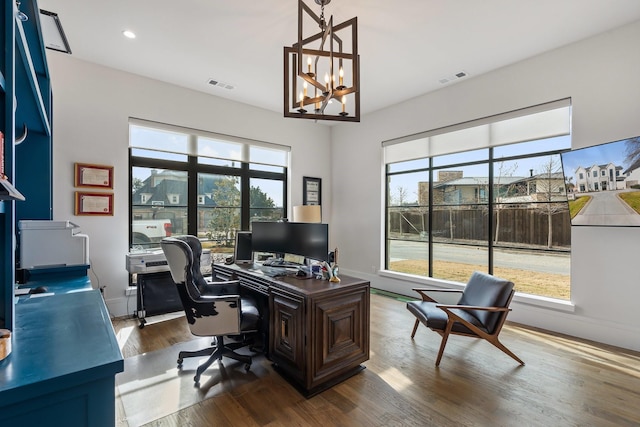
[74,163,114,189]
[75,192,114,216]
[303,176,321,205]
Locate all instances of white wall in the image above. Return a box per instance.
[46,55,332,317]
[330,20,640,351]
[45,20,640,350]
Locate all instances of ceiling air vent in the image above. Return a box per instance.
[438,70,469,85]
[207,79,235,90]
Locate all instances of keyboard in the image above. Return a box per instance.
[262,259,301,268]
[261,266,294,277]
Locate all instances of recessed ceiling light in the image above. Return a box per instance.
[122,30,136,39]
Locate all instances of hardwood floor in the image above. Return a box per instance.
[113,292,640,426]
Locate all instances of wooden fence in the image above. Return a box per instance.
[389,207,571,248]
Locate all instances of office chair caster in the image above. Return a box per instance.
[244,363,251,372]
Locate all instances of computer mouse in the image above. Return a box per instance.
[29,286,49,294]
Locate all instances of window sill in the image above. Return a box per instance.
[378,269,575,313]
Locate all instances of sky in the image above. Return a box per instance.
[560,137,632,174]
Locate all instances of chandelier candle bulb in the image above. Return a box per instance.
[340,96,348,116]
[298,92,306,113]
[339,66,344,86]
[324,73,329,91]
[307,56,312,74]
[303,81,308,97]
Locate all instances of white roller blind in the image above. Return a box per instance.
[383,99,571,164]
[491,106,571,147]
[129,117,290,166]
[384,137,429,164]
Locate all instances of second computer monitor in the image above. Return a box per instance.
[251,221,329,262]
[234,231,253,264]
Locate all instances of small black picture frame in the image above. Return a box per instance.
[303,176,321,205]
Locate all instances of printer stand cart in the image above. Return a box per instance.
[135,271,183,328]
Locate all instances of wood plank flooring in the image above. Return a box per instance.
[112,292,640,427]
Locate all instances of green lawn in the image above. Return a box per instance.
[568,195,590,218]
[618,191,640,213]
[389,259,570,300]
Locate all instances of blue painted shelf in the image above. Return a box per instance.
[0,290,124,427]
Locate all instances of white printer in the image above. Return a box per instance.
[19,220,90,269]
[126,248,212,274]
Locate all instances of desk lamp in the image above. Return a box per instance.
[292,205,322,223]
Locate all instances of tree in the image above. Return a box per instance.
[493,161,520,245]
[250,185,276,208]
[206,180,277,241]
[207,177,240,243]
[249,185,278,221]
[391,186,422,237]
[132,177,144,193]
[535,156,568,248]
[624,137,640,173]
[394,186,409,206]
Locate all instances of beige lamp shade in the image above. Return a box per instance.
[292,205,322,223]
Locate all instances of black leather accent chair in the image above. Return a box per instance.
[161,235,259,384]
[406,271,524,366]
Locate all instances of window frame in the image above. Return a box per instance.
[382,100,572,301]
[129,122,289,248]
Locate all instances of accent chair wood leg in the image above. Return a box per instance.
[411,319,420,338]
[435,323,454,366]
[490,337,525,365]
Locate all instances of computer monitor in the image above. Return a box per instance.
[251,221,329,262]
[234,231,253,264]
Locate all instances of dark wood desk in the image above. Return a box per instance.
[213,263,370,397]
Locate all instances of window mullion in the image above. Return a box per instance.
[187,155,198,236]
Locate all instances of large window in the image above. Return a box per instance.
[384,100,572,300]
[129,120,289,260]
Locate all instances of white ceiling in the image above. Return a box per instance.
[36,0,640,117]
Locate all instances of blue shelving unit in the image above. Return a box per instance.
[1,0,53,330]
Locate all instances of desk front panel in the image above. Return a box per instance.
[212,263,371,395]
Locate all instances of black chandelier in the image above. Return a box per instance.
[284,0,360,122]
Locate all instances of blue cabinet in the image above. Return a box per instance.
[0,290,124,427]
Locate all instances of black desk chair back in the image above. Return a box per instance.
[161,235,259,385]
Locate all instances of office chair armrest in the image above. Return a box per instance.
[412,288,463,303]
[200,279,241,295]
[192,293,241,305]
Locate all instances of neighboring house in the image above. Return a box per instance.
[428,176,524,205]
[132,170,218,207]
[132,170,224,232]
[623,163,640,188]
[422,172,567,205]
[505,172,567,203]
[573,163,626,193]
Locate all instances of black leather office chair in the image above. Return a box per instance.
[406,271,524,367]
[161,235,259,385]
